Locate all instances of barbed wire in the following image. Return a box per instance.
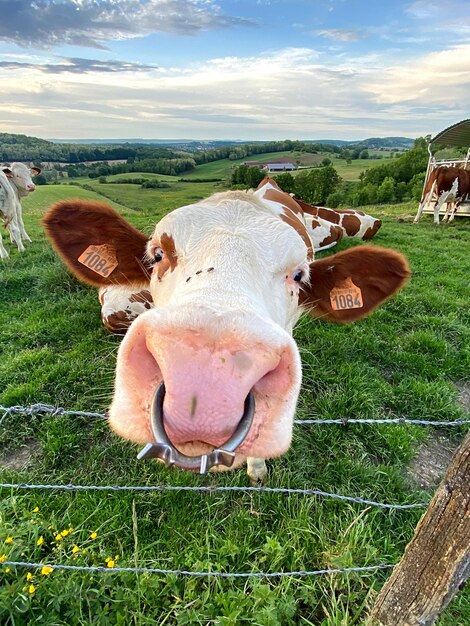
[0,482,426,509]
[1,560,394,578]
[1,403,469,427]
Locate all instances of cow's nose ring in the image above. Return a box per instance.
[137,382,255,474]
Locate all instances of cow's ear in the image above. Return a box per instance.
[2,167,12,177]
[300,245,410,323]
[43,199,151,288]
[31,167,42,176]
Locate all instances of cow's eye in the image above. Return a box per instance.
[154,247,164,263]
[293,269,304,282]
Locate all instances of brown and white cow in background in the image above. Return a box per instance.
[414,165,470,225]
[0,163,41,257]
[43,185,409,482]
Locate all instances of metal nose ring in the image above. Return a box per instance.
[137,382,255,474]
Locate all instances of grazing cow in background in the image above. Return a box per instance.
[294,198,382,241]
[255,177,344,251]
[0,172,24,258]
[1,163,41,253]
[414,166,470,224]
[43,185,410,483]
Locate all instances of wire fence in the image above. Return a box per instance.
[2,403,470,427]
[1,401,469,579]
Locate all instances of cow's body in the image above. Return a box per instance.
[294,199,382,241]
[0,163,41,257]
[414,166,470,224]
[44,183,409,482]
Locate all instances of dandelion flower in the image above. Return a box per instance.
[0,555,7,563]
[26,572,33,581]
[72,545,80,554]
[37,536,44,546]
[55,533,63,541]
[90,532,97,540]
[28,584,36,594]
[106,559,115,568]
[5,568,10,573]
[5,537,13,544]
[41,566,53,576]
[32,507,39,513]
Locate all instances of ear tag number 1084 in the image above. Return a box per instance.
[78,244,118,278]
[330,277,363,311]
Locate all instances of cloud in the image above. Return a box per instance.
[0,57,158,73]
[0,45,467,140]
[314,29,361,42]
[0,0,252,49]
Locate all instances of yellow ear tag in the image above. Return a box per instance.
[78,244,118,278]
[330,277,363,311]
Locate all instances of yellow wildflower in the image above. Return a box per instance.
[37,536,44,546]
[72,545,80,554]
[41,566,53,576]
[0,555,6,563]
[29,584,36,594]
[68,528,73,533]
[90,532,97,540]
[26,572,33,581]
[5,568,10,573]
[5,537,13,544]
[55,533,63,541]
[106,559,115,568]
[32,507,39,513]
[60,529,69,538]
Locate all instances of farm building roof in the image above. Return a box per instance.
[430,118,470,146]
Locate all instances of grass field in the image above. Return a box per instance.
[1,185,469,625]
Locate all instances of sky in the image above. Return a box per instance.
[0,0,469,141]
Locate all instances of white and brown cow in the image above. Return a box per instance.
[0,162,42,256]
[414,166,470,225]
[43,188,409,482]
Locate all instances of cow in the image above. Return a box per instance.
[0,172,24,258]
[256,178,344,252]
[1,163,42,253]
[293,198,382,241]
[414,166,470,225]
[43,186,410,483]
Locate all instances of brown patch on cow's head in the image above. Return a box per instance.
[263,188,304,217]
[31,167,42,176]
[341,214,361,236]
[155,232,178,280]
[43,200,150,288]
[257,176,282,191]
[280,209,314,259]
[362,220,382,240]
[300,245,410,323]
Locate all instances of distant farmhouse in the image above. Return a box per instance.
[242,160,297,172]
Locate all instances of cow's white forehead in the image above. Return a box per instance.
[152,191,309,270]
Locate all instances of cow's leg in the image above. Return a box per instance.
[15,203,32,243]
[0,229,9,258]
[6,219,25,252]
[247,457,267,484]
[433,192,450,224]
[414,182,435,223]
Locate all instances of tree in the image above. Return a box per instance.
[34,174,48,185]
[245,166,264,189]
[273,172,296,194]
[377,176,396,203]
[359,149,369,159]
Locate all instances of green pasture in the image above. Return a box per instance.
[1,185,469,625]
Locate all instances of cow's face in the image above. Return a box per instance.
[43,193,410,467]
[3,163,41,196]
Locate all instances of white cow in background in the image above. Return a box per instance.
[0,163,41,257]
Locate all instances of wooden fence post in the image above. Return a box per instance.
[368,431,470,626]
